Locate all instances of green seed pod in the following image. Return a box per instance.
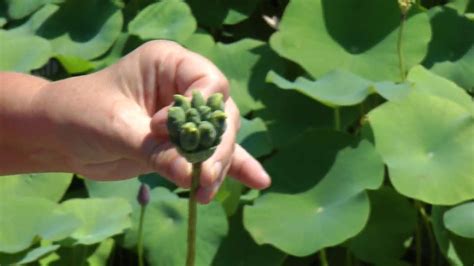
[191,90,206,108]
[207,93,224,111]
[197,105,212,121]
[209,110,227,137]
[186,108,201,124]
[198,121,217,148]
[173,95,190,111]
[167,107,186,143]
[180,122,200,151]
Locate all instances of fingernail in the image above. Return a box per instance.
[212,162,222,182]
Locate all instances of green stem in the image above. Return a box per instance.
[186,162,202,266]
[137,205,146,266]
[334,108,341,131]
[397,13,407,81]
[320,249,329,266]
[415,209,422,266]
[416,201,436,266]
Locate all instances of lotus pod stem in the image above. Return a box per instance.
[167,92,227,266]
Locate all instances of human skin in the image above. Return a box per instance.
[0,40,271,204]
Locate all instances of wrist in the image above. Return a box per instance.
[0,72,68,174]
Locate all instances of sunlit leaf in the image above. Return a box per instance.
[270,0,431,80]
[244,138,384,256]
[59,198,132,245]
[129,0,196,43]
[369,91,474,204]
[0,30,52,72]
[0,173,73,202]
[444,201,474,238]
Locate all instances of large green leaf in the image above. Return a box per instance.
[407,66,473,113]
[59,198,132,245]
[0,197,77,253]
[35,0,123,59]
[443,201,474,238]
[123,187,228,266]
[270,0,431,80]
[267,70,412,107]
[348,186,417,264]
[423,7,474,91]
[368,91,474,205]
[212,209,285,266]
[0,30,52,72]
[128,0,196,43]
[244,139,384,256]
[0,173,72,202]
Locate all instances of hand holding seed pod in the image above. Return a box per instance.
[167,90,226,163]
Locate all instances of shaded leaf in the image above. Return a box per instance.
[5,0,51,19]
[35,0,123,59]
[212,209,285,266]
[237,117,273,158]
[423,7,474,91]
[348,186,417,264]
[123,187,228,266]
[0,245,59,265]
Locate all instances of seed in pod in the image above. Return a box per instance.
[167,107,186,143]
[137,183,150,206]
[186,108,201,124]
[198,121,217,148]
[191,90,206,108]
[173,95,191,111]
[197,105,212,121]
[180,122,200,151]
[207,93,224,111]
[209,110,227,137]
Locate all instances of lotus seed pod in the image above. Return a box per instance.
[191,90,206,108]
[173,95,191,111]
[180,122,200,151]
[210,110,227,137]
[137,183,150,206]
[167,107,186,143]
[207,93,224,111]
[198,121,217,148]
[197,105,212,121]
[186,108,201,124]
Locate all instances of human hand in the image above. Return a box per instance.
[32,40,271,203]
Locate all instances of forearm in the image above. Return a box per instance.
[0,72,67,174]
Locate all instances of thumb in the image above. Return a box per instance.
[117,105,193,187]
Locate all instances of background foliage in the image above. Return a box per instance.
[0,0,473,265]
